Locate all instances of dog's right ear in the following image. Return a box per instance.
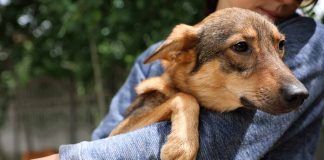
[144,24,198,64]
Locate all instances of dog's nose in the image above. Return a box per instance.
[281,84,309,109]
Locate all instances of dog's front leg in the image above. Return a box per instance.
[109,93,200,160]
[161,93,200,160]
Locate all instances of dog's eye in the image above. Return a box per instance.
[279,40,285,50]
[231,41,250,53]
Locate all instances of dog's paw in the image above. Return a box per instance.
[160,133,199,160]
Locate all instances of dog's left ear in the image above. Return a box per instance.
[144,24,198,64]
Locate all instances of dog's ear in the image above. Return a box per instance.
[144,24,198,64]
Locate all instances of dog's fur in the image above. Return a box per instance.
[109,8,308,160]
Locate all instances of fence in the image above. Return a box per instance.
[0,77,98,160]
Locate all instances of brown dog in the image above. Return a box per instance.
[109,8,309,159]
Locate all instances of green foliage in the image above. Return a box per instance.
[0,0,205,125]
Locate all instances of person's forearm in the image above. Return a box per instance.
[59,122,170,160]
[33,154,59,160]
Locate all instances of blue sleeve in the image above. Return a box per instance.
[91,42,164,140]
[60,122,171,160]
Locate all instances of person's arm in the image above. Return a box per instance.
[59,122,171,160]
[92,42,164,140]
[33,121,170,160]
[33,154,59,160]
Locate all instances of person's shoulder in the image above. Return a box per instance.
[279,15,324,49]
[279,15,324,35]
[314,20,324,34]
[278,15,316,31]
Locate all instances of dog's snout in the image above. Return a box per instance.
[280,84,309,109]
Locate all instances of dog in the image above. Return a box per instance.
[109,8,309,160]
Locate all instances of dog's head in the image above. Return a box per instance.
[144,8,308,114]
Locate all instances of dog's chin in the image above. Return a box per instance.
[240,97,296,115]
[259,107,295,115]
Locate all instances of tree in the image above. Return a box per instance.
[0,0,205,125]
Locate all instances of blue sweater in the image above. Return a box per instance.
[60,15,324,160]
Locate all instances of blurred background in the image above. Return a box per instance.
[0,0,323,159]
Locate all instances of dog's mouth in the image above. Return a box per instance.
[239,96,295,115]
[240,97,258,109]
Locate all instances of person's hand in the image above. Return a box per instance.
[32,154,59,160]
